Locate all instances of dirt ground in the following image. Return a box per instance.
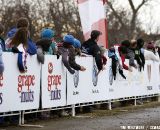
[1,102,160,130]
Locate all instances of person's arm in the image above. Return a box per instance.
[121,55,129,70]
[61,49,75,74]
[139,49,145,70]
[127,49,137,68]
[150,51,159,61]
[37,47,44,64]
[69,48,81,71]
[92,45,103,71]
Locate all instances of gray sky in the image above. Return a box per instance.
[113,0,160,34]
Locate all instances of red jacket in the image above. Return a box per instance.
[120,54,128,70]
[117,45,129,70]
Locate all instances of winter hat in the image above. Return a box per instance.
[121,40,130,48]
[147,43,155,50]
[63,34,75,45]
[41,28,55,39]
[91,30,102,40]
[73,39,81,48]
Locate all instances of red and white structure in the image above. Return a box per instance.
[77,0,108,48]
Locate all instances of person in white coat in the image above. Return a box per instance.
[143,43,159,61]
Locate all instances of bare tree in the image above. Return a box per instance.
[0,0,83,41]
[48,0,83,41]
[107,0,151,39]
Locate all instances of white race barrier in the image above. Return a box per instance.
[0,54,160,114]
[108,60,160,99]
[41,56,67,108]
[0,53,41,113]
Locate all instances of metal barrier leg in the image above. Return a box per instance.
[134,96,137,106]
[20,110,44,128]
[19,111,22,125]
[108,100,112,110]
[22,110,24,125]
[72,104,75,117]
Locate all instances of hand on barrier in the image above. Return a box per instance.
[80,66,86,71]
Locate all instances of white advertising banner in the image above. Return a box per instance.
[41,56,66,108]
[107,60,160,99]
[0,73,9,113]
[67,57,93,105]
[1,53,160,112]
[140,61,160,95]
[0,53,40,113]
[67,58,160,104]
[67,57,108,105]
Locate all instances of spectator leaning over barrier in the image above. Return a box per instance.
[121,40,137,70]
[98,45,107,70]
[41,28,57,55]
[108,45,128,80]
[143,42,159,61]
[130,39,145,72]
[10,27,28,73]
[36,39,52,64]
[36,29,56,64]
[58,34,86,74]
[5,17,37,55]
[81,30,104,74]
[0,23,5,75]
[137,38,145,69]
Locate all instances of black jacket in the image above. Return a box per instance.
[82,39,102,71]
